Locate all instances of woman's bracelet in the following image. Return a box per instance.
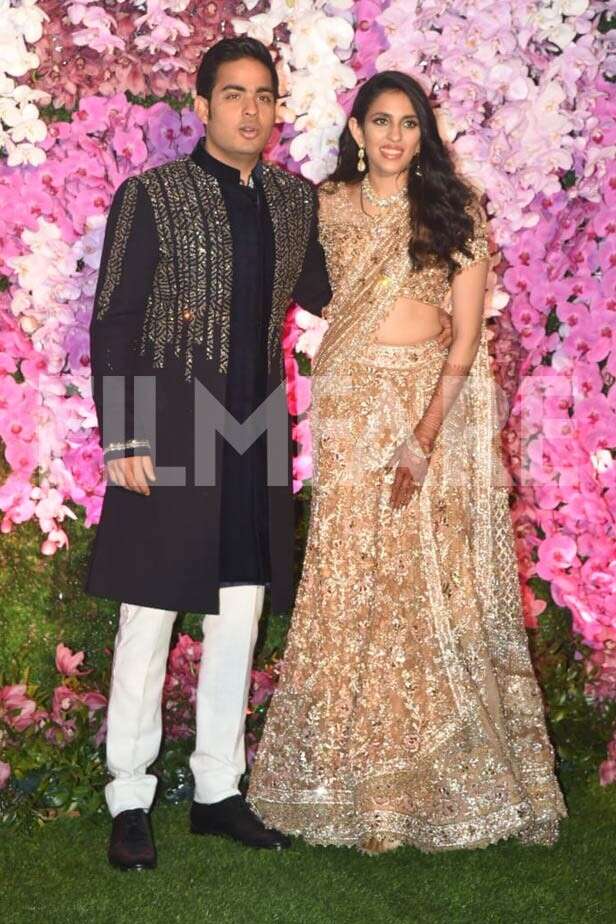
[408,432,434,460]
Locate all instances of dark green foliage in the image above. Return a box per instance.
[126,91,194,112]
[0,501,116,689]
[37,104,73,124]
[599,11,616,34]
[545,307,561,335]
[528,577,616,767]
[560,170,577,190]
[0,714,107,829]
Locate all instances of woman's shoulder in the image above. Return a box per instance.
[452,193,490,270]
[317,181,356,226]
[317,180,347,208]
[318,179,343,196]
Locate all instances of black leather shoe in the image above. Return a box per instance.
[108,809,157,871]
[190,795,291,850]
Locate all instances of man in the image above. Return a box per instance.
[87,37,331,870]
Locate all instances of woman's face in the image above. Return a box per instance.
[350,89,421,178]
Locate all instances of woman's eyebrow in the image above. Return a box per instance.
[370,110,417,119]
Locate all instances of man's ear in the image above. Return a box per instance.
[194,95,210,126]
[348,116,364,149]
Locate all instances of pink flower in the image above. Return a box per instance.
[293,451,312,490]
[521,583,547,629]
[51,685,81,719]
[245,731,259,770]
[0,762,10,789]
[94,716,108,748]
[295,323,327,361]
[55,643,87,677]
[0,684,39,731]
[250,669,276,708]
[293,418,312,458]
[537,534,578,580]
[168,633,201,676]
[286,373,311,417]
[281,305,302,353]
[599,759,616,787]
[111,126,148,166]
[145,105,183,158]
[81,690,107,714]
[73,96,113,134]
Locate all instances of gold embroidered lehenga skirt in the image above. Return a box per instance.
[248,333,566,851]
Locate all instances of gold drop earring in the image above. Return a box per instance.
[357,145,366,173]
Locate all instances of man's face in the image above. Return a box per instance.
[197,58,276,161]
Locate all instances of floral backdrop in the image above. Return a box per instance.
[0,0,615,823]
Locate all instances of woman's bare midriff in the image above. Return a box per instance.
[373,296,443,346]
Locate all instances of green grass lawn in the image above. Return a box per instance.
[1,766,615,924]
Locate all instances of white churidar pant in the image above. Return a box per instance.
[104,584,265,817]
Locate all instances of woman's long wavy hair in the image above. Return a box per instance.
[326,71,479,277]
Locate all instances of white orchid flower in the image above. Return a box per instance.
[9,0,48,44]
[4,101,47,143]
[5,137,46,167]
[232,14,275,48]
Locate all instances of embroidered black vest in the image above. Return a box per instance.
[96,157,314,380]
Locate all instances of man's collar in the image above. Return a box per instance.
[191,139,262,188]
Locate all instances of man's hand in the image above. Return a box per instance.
[106,455,156,495]
[435,306,453,349]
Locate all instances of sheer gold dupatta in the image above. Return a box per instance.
[312,210,518,725]
[312,203,412,378]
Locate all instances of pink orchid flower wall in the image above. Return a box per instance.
[0,0,614,793]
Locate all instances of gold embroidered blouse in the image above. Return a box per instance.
[317,181,490,317]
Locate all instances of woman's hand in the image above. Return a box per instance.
[436,307,454,349]
[386,437,432,510]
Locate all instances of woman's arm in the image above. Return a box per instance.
[389,204,490,508]
[413,256,489,454]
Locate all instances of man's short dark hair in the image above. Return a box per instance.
[196,37,279,101]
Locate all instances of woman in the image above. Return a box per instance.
[248,71,566,854]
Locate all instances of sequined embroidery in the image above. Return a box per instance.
[138,157,234,380]
[96,177,138,321]
[110,158,316,380]
[261,165,314,373]
[319,183,489,317]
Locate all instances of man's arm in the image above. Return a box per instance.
[291,186,332,316]
[90,176,159,491]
